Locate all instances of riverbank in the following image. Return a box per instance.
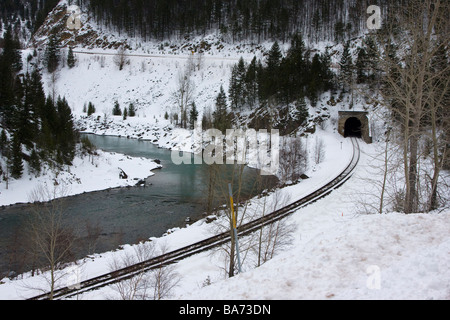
[0,148,161,207]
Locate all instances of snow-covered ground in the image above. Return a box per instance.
[0,149,161,207]
[1,130,448,300]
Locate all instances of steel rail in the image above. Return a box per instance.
[29,138,360,300]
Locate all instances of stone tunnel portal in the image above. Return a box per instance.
[344,117,362,138]
[338,111,372,144]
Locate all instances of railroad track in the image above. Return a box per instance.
[30,137,360,300]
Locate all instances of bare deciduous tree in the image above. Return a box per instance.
[108,242,180,300]
[172,66,195,129]
[25,184,76,299]
[253,189,295,267]
[113,46,128,71]
[279,137,307,183]
[375,0,450,213]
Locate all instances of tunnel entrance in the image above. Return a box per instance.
[338,111,372,143]
[344,117,362,138]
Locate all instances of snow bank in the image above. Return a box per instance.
[0,150,160,207]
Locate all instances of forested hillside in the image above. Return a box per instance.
[0,0,61,41]
[85,0,396,43]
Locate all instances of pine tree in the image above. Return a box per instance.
[123,107,128,120]
[339,41,353,92]
[87,102,96,116]
[0,129,8,155]
[29,148,41,177]
[213,85,230,133]
[245,57,258,109]
[260,42,283,100]
[56,96,76,165]
[45,34,60,73]
[228,57,247,111]
[319,48,334,92]
[355,47,368,83]
[128,103,136,117]
[307,54,322,107]
[9,132,23,179]
[2,26,22,73]
[189,102,198,129]
[266,41,282,72]
[67,46,76,69]
[0,27,20,128]
[286,33,306,93]
[295,95,309,127]
[112,101,122,116]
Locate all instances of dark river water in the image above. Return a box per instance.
[0,134,277,276]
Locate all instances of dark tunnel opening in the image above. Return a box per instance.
[344,117,362,138]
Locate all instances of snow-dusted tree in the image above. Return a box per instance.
[26,184,75,300]
[375,0,450,213]
[173,66,194,128]
[113,46,128,71]
[67,47,75,69]
[44,34,60,73]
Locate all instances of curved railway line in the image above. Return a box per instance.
[30,137,360,300]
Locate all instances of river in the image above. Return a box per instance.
[0,134,277,277]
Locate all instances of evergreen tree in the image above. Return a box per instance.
[30,68,46,118]
[67,46,76,68]
[363,35,379,82]
[266,41,282,72]
[123,107,128,120]
[213,85,230,133]
[286,33,306,94]
[339,41,353,92]
[319,48,334,92]
[229,57,247,111]
[355,47,368,84]
[87,102,96,116]
[261,41,283,100]
[39,95,58,155]
[0,27,20,127]
[29,148,41,177]
[9,132,23,179]
[307,54,322,107]
[45,34,60,73]
[56,96,76,165]
[2,26,22,73]
[17,72,40,148]
[0,129,8,155]
[189,102,199,129]
[128,103,136,117]
[295,95,309,127]
[112,101,122,116]
[244,57,258,109]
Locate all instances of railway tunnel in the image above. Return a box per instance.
[338,111,372,143]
